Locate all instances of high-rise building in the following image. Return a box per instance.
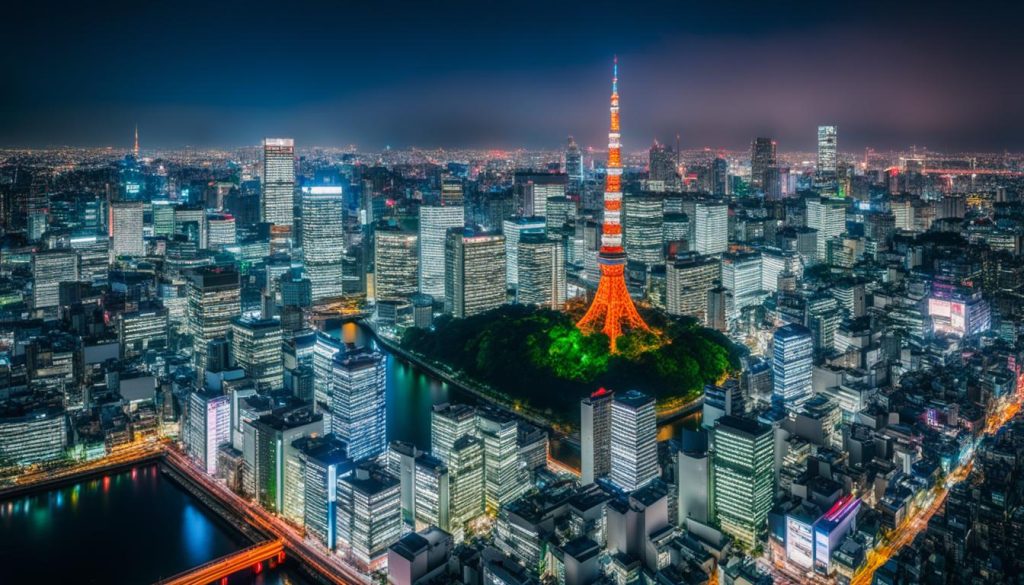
[773,323,814,409]
[230,317,283,392]
[476,408,529,510]
[712,157,729,196]
[677,430,710,525]
[69,234,109,285]
[721,251,763,317]
[750,137,777,192]
[448,435,485,540]
[806,197,846,262]
[251,409,323,517]
[444,228,505,318]
[712,415,774,549]
[580,388,614,485]
[330,349,387,461]
[301,186,345,302]
[609,390,658,492]
[373,224,419,302]
[693,202,728,255]
[514,172,568,218]
[648,141,678,186]
[0,407,67,466]
[418,205,464,297]
[312,332,344,414]
[623,194,664,266]
[816,126,838,188]
[577,59,649,352]
[119,303,169,358]
[110,201,144,257]
[31,249,78,310]
[565,136,584,192]
[413,455,450,531]
[665,252,720,321]
[440,177,464,206]
[206,213,237,248]
[185,389,230,475]
[336,462,402,572]
[187,267,241,380]
[296,434,351,551]
[431,403,478,466]
[516,233,566,309]
[502,216,546,288]
[261,138,296,230]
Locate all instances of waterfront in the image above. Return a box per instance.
[0,464,311,585]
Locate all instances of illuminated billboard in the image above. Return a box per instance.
[786,516,814,569]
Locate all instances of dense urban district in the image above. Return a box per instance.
[4,64,1024,585]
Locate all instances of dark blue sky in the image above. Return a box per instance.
[3,0,1023,151]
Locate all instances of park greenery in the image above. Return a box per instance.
[400,304,743,423]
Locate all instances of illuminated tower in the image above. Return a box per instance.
[577,58,648,351]
[133,125,139,158]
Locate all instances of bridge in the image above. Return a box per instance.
[153,539,285,585]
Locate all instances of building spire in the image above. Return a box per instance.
[133,124,139,158]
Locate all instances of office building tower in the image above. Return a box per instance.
[609,390,658,492]
[444,228,505,318]
[301,186,345,301]
[566,136,584,192]
[32,249,78,310]
[514,172,568,217]
[296,434,351,550]
[663,212,689,248]
[187,267,241,379]
[516,232,566,309]
[773,323,814,409]
[336,462,402,572]
[712,416,774,549]
[806,197,846,262]
[440,177,464,206]
[546,196,573,231]
[721,251,762,316]
[418,205,464,297]
[448,435,485,539]
[0,407,67,466]
[502,216,545,288]
[185,389,231,475]
[206,213,236,248]
[693,202,728,255]
[388,528,454,585]
[623,194,664,265]
[706,286,731,332]
[331,349,387,461]
[580,388,614,485]
[712,157,728,196]
[119,303,169,358]
[431,403,478,465]
[648,141,677,185]
[476,408,529,509]
[312,332,344,417]
[261,138,296,229]
[230,317,283,392]
[665,252,720,321]
[750,137,777,192]
[414,455,450,531]
[816,126,838,187]
[373,224,418,302]
[174,206,207,249]
[577,59,649,351]
[280,270,313,308]
[110,201,144,257]
[677,430,710,524]
[69,234,109,285]
[252,409,323,518]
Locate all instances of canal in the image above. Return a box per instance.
[0,464,312,585]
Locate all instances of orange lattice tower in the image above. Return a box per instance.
[577,57,648,352]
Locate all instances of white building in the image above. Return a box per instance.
[418,205,464,297]
[609,390,658,492]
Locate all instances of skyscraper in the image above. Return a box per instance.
[476,408,529,509]
[622,194,664,266]
[336,463,402,572]
[330,349,387,461]
[577,58,649,352]
[373,224,419,302]
[31,249,78,310]
[514,172,568,218]
[516,232,566,309]
[712,415,774,549]
[418,205,464,297]
[648,141,678,186]
[261,138,296,234]
[502,216,546,289]
[444,228,506,318]
[772,323,814,409]
[565,136,583,193]
[665,252,720,321]
[187,267,241,380]
[431,403,478,466]
[609,389,658,492]
[185,389,231,475]
[301,186,345,302]
[230,317,283,392]
[110,201,144,257]
[712,157,729,196]
[693,202,728,255]
[816,126,838,188]
[448,435,485,540]
[750,137,777,192]
[721,251,762,317]
[251,409,323,516]
[806,197,847,262]
[580,388,614,485]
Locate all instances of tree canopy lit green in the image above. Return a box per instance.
[401,305,743,423]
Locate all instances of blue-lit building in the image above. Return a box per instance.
[330,349,387,461]
[773,323,813,410]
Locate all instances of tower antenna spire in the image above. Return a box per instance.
[577,57,649,352]
[133,124,139,158]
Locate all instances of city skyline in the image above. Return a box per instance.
[3,0,1024,151]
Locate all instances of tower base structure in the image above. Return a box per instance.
[577,259,648,352]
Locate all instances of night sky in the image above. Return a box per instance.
[3,0,1023,151]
